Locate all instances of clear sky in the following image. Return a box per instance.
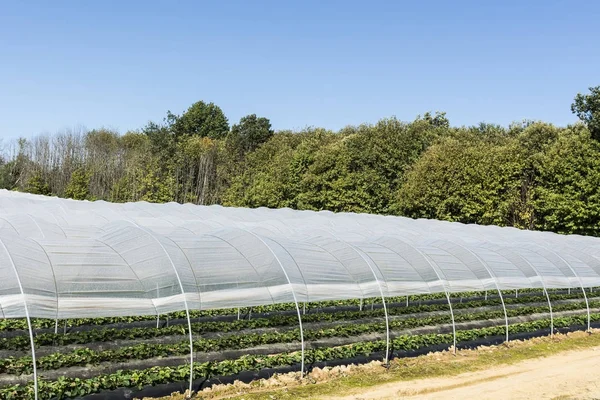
[1,0,599,139]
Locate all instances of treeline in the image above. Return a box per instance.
[2,87,600,236]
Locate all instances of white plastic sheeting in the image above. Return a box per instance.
[3,190,600,399]
[1,189,600,319]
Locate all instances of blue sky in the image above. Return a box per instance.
[1,0,599,139]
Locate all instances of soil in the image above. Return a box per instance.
[330,343,600,399]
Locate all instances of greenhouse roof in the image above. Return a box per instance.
[1,189,600,320]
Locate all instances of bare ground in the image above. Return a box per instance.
[330,345,600,399]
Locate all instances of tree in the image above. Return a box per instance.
[171,101,229,140]
[174,136,221,204]
[64,168,91,200]
[142,121,175,156]
[228,114,274,154]
[296,115,448,213]
[84,129,122,200]
[395,127,529,227]
[222,131,307,208]
[533,125,600,235]
[571,85,600,141]
[422,111,450,128]
[0,138,29,190]
[24,172,51,195]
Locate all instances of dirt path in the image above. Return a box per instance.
[331,346,600,400]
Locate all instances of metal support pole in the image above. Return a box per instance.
[156,283,160,328]
[26,310,38,400]
[245,232,306,375]
[488,246,554,338]
[1,239,38,400]
[378,241,456,357]
[359,298,363,311]
[543,286,554,337]
[445,292,457,354]
[131,224,195,397]
[543,250,591,332]
[455,245,510,344]
[54,318,58,335]
[350,245,390,365]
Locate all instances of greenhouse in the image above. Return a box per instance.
[1,189,600,399]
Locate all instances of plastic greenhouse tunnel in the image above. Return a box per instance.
[1,190,600,399]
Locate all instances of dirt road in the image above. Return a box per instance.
[331,346,600,400]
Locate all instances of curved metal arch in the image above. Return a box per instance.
[94,237,161,318]
[367,238,459,359]
[410,246,458,355]
[525,244,591,331]
[441,241,510,343]
[0,218,30,320]
[0,216,21,235]
[370,236,448,292]
[346,244,392,365]
[303,238,368,301]
[257,234,312,304]
[26,213,68,238]
[240,229,307,375]
[161,236,204,311]
[28,238,62,333]
[42,197,70,222]
[0,238,38,400]
[301,232,391,364]
[556,247,600,289]
[122,222,195,397]
[484,245,555,337]
[198,231,278,307]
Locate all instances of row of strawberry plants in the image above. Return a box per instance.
[0,300,594,375]
[0,294,438,332]
[0,293,592,351]
[2,287,581,332]
[0,314,597,400]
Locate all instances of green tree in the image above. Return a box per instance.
[171,101,230,140]
[571,85,600,141]
[394,123,560,228]
[423,111,450,128]
[0,138,29,190]
[142,121,175,156]
[24,172,51,195]
[296,115,447,213]
[228,114,274,154]
[64,168,91,200]
[533,125,600,235]
[223,131,309,208]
